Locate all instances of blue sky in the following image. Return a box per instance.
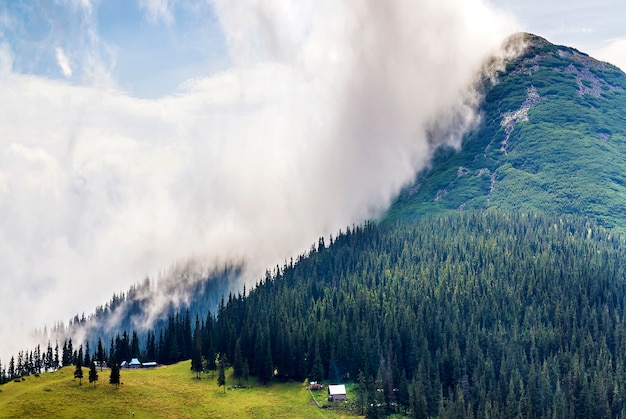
[1,1,624,98]
[495,0,626,61]
[1,0,227,97]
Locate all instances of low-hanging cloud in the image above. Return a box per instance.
[0,0,517,360]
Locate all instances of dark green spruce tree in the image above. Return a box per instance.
[83,341,91,367]
[310,341,324,384]
[53,342,59,370]
[89,362,98,386]
[96,338,105,371]
[109,363,120,389]
[232,339,244,384]
[243,359,249,385]
[217,355,226,393]
[131,331,140,358]
[191,315,204,379]
[45,341,53,372]
[74,345,83,385]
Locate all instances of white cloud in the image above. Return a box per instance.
[54,0,117,87]
[55,47,73,78]
[0,0,518,359]
[63,0,94,16]
[592,37,626,72]
[139,0,176,25]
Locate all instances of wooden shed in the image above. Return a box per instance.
[328,384,347,402]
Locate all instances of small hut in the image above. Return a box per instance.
[328,384,347,402]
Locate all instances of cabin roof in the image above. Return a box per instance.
[328,384,346,395]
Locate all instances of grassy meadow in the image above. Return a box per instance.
[0,361,359,418]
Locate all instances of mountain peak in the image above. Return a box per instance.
[505,32,550,50]
[388,35,626,229]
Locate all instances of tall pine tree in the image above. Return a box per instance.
[217,356,226,393]
[74,346,84,385]
[96,338,105,371]
[109,363,120,389]
[191,315,204,379]
[53,341,60,370]
[233,339,244,384]
[89,362,98,386]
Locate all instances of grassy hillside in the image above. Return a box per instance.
[0,361,358,418]
[387,33,626,229]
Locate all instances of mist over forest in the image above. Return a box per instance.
[0,0,515,360]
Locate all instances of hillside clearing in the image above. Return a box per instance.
[0,361,358,418]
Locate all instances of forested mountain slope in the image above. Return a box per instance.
[201,35,626,417]
[388,34,626,229]
[212,212,626,417]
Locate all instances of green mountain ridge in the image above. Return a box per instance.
[387,33,626,229]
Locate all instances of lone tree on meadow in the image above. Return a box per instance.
[89,362,98,386]
[74,346,84,385]
[109,363,120,389]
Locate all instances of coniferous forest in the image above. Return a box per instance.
[129,212,626,417]
[211,211,626,418]
[5,211,626,418]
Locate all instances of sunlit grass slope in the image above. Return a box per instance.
[0,361,358,418]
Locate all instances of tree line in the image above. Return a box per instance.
[0,341,60,382]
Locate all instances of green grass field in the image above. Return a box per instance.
[0,362,360,418]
